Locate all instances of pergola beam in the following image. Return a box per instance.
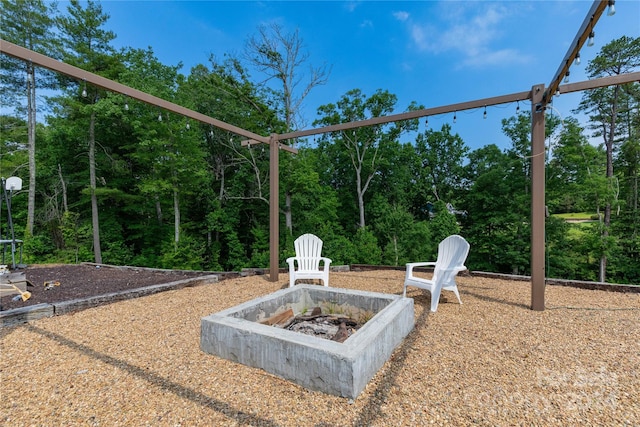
[558,71,640,95]
[281,90,532,140]
[543,0,609,105]
[0,39,269,144]
[279,71,640,144]
[241,138,299,154]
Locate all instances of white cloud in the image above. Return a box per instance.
[393,11,410,21]
[344,2,360,13]
[406,4,532,68]
[400,61,413,72]
[410,24,428,50]
[462,48,533,68]
[360,19,373,29]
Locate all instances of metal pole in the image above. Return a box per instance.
[269,134,280,282]
[8,188,16,270]
[531,84,546,311]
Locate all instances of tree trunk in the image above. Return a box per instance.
[633,174,638,212]
[174,186,180,247]
[26,64,36,236]
[89,111,102,264]
[356,166,366,228]
[58,164,68,213]
[599,87,620,283]
[155,194,163,225]
[393,235,398,266]
[285,191,292,234]
[357,189,366,228]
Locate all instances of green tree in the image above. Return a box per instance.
[352,227,381,265]
[0,0,59,235]
[428,201,461,246]
[56,0,120,264]
[0,115,29,178]
[372,198,414,266]
[610,80,640,283]
[574,35,640,282]
[314,89,419,230]
[244,22,330,235]
[462,144,529,274]
[120,47,209,260]
[546,117,607,214]
[287,147,340,236]
[180,56,283,268]
[413,124,468,213]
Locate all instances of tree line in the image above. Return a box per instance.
[1,0,639,284]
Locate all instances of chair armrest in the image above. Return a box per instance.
[405,262,436,275]
[319,257,332,270]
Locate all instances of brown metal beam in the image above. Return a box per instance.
[273,71,640,144]
[543,0,608,105]
[241,138,299,154]
[557,71,640,95]
[0,39,269,144]
[280,90,532,140]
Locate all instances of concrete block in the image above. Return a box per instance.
[201,285,414,399]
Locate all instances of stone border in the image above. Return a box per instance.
[351,264,639,293]
[469,271,640,293]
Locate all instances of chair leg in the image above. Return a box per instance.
[430,287,442,312]
[452,286,463,304]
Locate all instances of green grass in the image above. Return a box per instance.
[553,212,596,220]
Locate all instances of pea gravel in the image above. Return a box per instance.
[1,271,638,426]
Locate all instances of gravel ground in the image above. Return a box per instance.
[1,270,639,426]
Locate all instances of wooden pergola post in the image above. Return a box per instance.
[530,84,546,311]
[269,134,280,282]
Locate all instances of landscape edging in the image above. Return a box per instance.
[1,274,219,327]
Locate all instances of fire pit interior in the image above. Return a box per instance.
[201,284,414,399]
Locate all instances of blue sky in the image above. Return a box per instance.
[88,1,639,151]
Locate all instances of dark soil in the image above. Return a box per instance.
[0,264,213,311]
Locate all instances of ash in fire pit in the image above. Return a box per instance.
[259,306,365,342]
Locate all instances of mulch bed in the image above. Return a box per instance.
[0,264,212,311]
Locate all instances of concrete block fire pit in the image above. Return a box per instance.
[200,284,414,399]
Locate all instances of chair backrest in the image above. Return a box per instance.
[432,235,470,284]
[294,234,324,271]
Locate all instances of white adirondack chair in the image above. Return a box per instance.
[286,234,332,288]
[403,234,470,312]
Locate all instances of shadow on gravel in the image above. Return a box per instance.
[351,299,430,426]
[25,324,279,427]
